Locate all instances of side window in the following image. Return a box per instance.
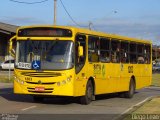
[100,38,110,62]
[11,60,15,63]
[129,43,137,63]
[111,39,120,63]
[144,44,151,64]
[75,34,86,74]
[121,42,129,63]
[137,44,145,64]
[88,36,99,62]
[5,60,9,63]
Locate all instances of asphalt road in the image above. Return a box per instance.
[0,83,160,120]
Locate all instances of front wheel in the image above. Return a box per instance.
[80,80,94,105]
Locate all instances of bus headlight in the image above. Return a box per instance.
[20,80,24,85]
[15,76,24,85]
[62,80,66,85]
[57,82,61,86]
[57,77,72,86]
[67,77,71,82]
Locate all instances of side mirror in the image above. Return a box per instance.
[10,49,15,56]
[9,36,16,57]
[78,46,84,57]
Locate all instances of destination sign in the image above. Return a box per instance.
[18,27,72,37]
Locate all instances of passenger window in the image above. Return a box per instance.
[88,36,99,62]
[111,40,120,63]
[121,42,129,63]
[129,43,137,63]
[144,44,151,64]
[137,44,145,64]
[100,38,110,62]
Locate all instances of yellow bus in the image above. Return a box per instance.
[10,25,152,105]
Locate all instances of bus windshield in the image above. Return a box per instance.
[15,40,74,70]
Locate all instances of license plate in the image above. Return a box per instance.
[35,87,45,91]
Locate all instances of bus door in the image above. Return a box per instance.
[75,34,87,96]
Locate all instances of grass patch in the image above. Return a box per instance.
[132,98,160,114]
[0,75,14,83]
[123,97,160,120]
[152,73,160,86]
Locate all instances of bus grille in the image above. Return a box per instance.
[26,81,56,85]
[21,72,61,77]
[27,87,53,93]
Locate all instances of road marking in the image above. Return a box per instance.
[21,106,37,111]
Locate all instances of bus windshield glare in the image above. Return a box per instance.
[15,40,74,70]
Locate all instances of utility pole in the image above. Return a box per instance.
[54,0,57,25]
[156,45,158,60]
[89,22,92,30]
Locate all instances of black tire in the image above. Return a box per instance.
[80,80,94,105]
[33,96,44,102]
[124,78,135,98]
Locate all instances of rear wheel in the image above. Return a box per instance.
[80,80,94,105]
[124,78,135,98]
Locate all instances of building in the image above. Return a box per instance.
[152,45,160,62]
[0,22,18,61]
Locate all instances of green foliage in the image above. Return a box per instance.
[152,73,160,86]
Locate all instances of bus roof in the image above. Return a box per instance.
[17,25,152,44]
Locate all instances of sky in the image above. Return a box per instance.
[0,0,160,45]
